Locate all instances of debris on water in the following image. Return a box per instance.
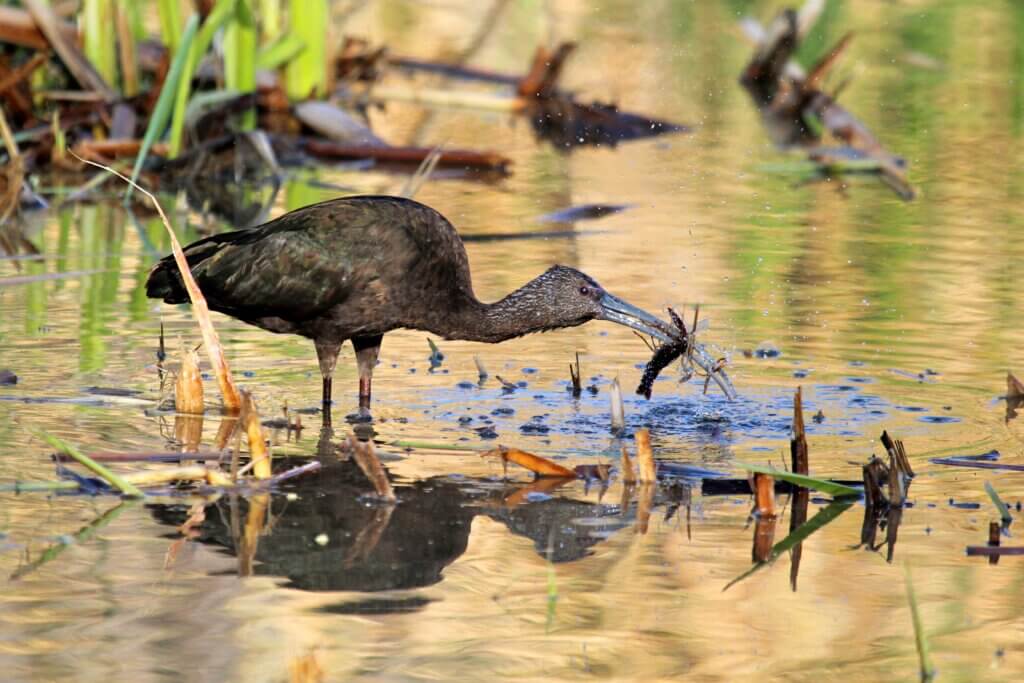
[0,369,17,385]
[519,418,550,435]
[494,375,518,393]
[966,546,1024,558]
[928,452,1024,472]
[812,409,825,424]
[538,203,632,223]
[474,426,499,440]
[752,342,781,358]
[314,533,329,546]
[491,407,514,416]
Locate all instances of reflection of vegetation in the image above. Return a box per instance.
[724,499,854,590]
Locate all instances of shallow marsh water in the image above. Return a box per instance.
[3,1,1024,680]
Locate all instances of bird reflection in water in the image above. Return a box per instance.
[149,455,661,612]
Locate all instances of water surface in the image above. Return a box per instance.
[2,1,1024,680]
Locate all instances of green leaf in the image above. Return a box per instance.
[33,430,144,498]
[985,481,1013,527]
[257,33,305,71]
[737,462,861,498]
[168,0,238,158]
[125,13,200,202]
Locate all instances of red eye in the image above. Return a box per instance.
[579,286,590,296]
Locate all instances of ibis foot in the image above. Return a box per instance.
[345,409,374,424]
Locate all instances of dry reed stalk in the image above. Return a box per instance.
[609,377,625,433]
[68,152,242,411]
[240,391,271,479]
[752,514,777,562]
[175,345,204,414]
[635,428,656,483]
[481,445,576,478]
[122,465,231,487]
[754,472,775,517]
[620,445,636,483]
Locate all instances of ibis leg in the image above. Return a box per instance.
[315,340,341,423]
[351,334,382,421]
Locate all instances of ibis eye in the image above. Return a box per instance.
[579,286,590,296]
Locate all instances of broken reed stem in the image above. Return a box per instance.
[754,472,776,517]
[620,445,636,483]
[239,390,271,479]
[175,344,204,414]
[569,352,581,398]
[68,152,241,411]
[791,387,808,475]
[36,431,143,497]
[473,355,488,382]
[609,377,625,434]
[122,465,231,488]
[635,428,656,483]
[481,445,576,478]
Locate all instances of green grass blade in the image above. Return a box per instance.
[724,500,853,590]
[168,0,238,158]
[256,32,305,70]
[259,0,281,42]
[904,566,935,681]
[737,462,861,498]
[985,481,1013,526]
[82,0,118,91]
[158,0,184,53]
[285,0,327,100]
[125,13,200,202]
[34,431,144,497]
[224,0,257,130]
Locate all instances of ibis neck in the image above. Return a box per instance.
[439,281,572,342]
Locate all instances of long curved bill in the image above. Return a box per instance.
[598,292,676,342]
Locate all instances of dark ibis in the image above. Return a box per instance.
[146,196,676,418]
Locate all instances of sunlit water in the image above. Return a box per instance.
[2,1,1024,680]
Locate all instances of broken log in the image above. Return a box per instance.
[301,138,510,172]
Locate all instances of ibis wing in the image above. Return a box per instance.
[186,226,355,322]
